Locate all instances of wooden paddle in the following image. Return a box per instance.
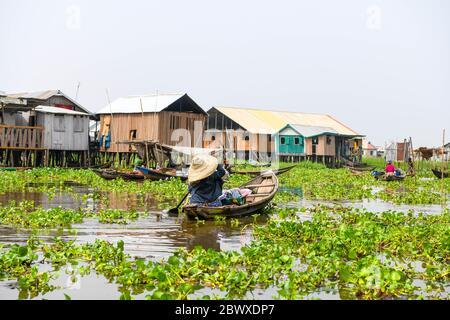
[166,192,189,216]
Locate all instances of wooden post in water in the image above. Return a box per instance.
[409,137,417,182]
[106,89,119,170]
[441,129,445,203]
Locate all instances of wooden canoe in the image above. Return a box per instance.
[183,172,278,220]
[432,169,449,179]
[70,161,113,170]
[92,169,117,180]
[135,166,188,181]
[228,165,296,176]
[90,161,113,169]
[373,171,407,181]
[344,165,376,172]
[347,168,366,175]
[92,169,145,181]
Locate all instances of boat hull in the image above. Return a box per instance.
[92,169,144,181]
[229,165,296,176]
[374,172,406,181]
[432,169,449,179]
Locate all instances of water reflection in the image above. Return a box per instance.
[0,184,265,260]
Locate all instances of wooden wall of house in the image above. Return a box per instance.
[257,134,274,154]
[203,130,274,154]
[305,135,336,156]
[37,113,89,151]
[158,111,205,148]
[99,113,159,153]
[305,138,312,155]
[320,135,336,156]
[2,112,17,125]
[1,111,29,126]
[203,131,226,149]
[99,111,205,153]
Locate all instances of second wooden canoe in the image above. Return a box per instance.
[136,166,188,181]
[92,169,145,181]
[344,165,376,172]
[432,169,449,179]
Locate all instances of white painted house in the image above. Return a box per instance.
[35,106,90,151]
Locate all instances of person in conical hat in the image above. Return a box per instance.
[188,154,228,206]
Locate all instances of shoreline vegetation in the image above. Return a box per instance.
[1,159,448,205]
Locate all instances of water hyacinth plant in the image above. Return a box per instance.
[0,161,448,300]
[0,206,448,300]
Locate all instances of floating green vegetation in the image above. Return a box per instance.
[97,208,142,225]
[0,168,187,203]
[0,238,57,299]
[0,201,147,230]
[0,201,87,230]
[1,206,448,300]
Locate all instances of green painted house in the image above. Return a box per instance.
[277,128,305,154]
[274,124,339,157]
[275,124,306,155]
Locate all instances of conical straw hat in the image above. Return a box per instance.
[188,154,218,183]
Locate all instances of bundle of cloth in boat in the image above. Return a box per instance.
[218,188,252,205]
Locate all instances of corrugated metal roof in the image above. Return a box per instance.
[8,90,60,100]
[7,90,92,115]
[96,93,195,115]
[213,106,360,136]
[286,124,338,137]
[35,105,89,116]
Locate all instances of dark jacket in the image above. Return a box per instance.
[188,164,226,204]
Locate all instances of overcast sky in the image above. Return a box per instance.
[1,0,449,147]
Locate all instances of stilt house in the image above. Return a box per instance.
[0,90,92,167]
[204,106,363,165]
[96,93,207,155]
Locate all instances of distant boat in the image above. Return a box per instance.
[431,169,449,179]
[92,169,144,181]
[372,171,406,181]
[344,165,376,172]
[135,166,188,181]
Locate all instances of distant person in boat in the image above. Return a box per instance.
[407,157,415,176]
[187,154,228,207]
[385,160,396,176]
[133,158,143,174]
[168,158,177,169]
